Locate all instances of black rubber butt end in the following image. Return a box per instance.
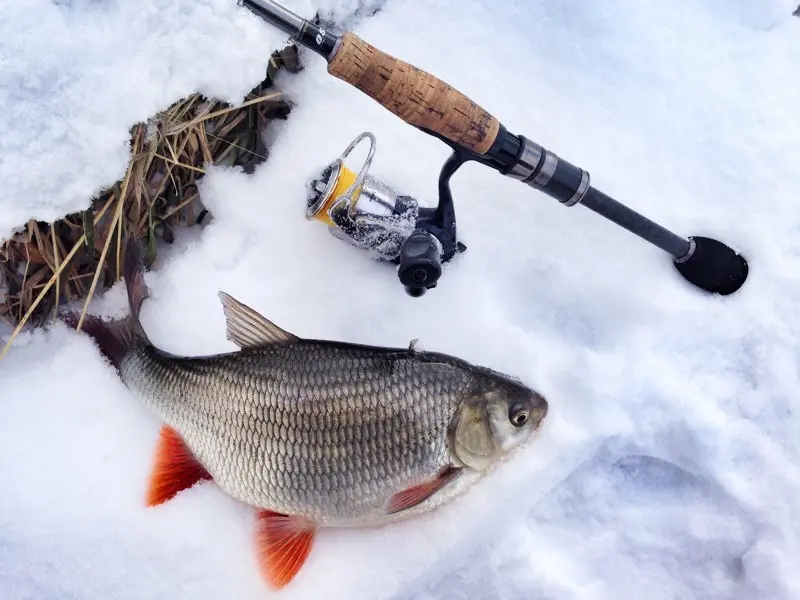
[674,236,748,296]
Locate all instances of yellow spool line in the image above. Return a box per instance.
[312,164,360,226]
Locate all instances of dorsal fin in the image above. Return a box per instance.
[218,291,299,349]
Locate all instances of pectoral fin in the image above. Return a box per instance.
[256,510,317,589]
[387,466,462,514]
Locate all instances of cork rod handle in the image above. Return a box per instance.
[327,32,501,155]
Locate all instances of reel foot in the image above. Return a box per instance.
[673,236,749,296]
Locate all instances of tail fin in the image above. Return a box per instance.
[122,237,151,344]
[60,237,152,372]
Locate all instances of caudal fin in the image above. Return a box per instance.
[60,236,152,372]
[123,236,149,327]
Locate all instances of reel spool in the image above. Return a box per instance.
[306,132,464,297]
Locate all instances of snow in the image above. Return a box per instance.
[3,0,800,598]
[0,0,359,241]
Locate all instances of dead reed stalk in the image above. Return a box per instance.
[0,45,300,360]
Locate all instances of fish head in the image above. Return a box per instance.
[450,369,548,471]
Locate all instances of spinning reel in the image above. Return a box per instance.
[306,132,465,297]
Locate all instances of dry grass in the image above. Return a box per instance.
[0,45,300,360]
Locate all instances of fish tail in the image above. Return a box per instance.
[121,236,151,343]
[61,237,152,371]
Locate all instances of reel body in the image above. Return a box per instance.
[306,132,465,297]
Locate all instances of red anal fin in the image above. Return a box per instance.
[256,510,317,589]
[387,466,462,514]
[146,426,212,507]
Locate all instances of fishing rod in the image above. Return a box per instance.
[240,0,749,298]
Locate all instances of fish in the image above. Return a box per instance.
[60,239,549,589]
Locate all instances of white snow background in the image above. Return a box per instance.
[2,0,800,598]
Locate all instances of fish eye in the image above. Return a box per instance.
[509,403,530,427]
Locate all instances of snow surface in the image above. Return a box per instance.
[3,0,800,599]
[0,0,371,241]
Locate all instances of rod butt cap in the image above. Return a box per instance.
[674,236,748,296]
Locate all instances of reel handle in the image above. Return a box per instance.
[327,32,501,155]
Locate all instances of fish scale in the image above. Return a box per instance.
[119,341,475,525]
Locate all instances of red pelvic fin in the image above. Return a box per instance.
[255,510,317,589]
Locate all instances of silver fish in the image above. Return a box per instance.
[62,240,549,589]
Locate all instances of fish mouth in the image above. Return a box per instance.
[529,392,549,428]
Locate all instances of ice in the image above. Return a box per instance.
[3,0,800,599]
